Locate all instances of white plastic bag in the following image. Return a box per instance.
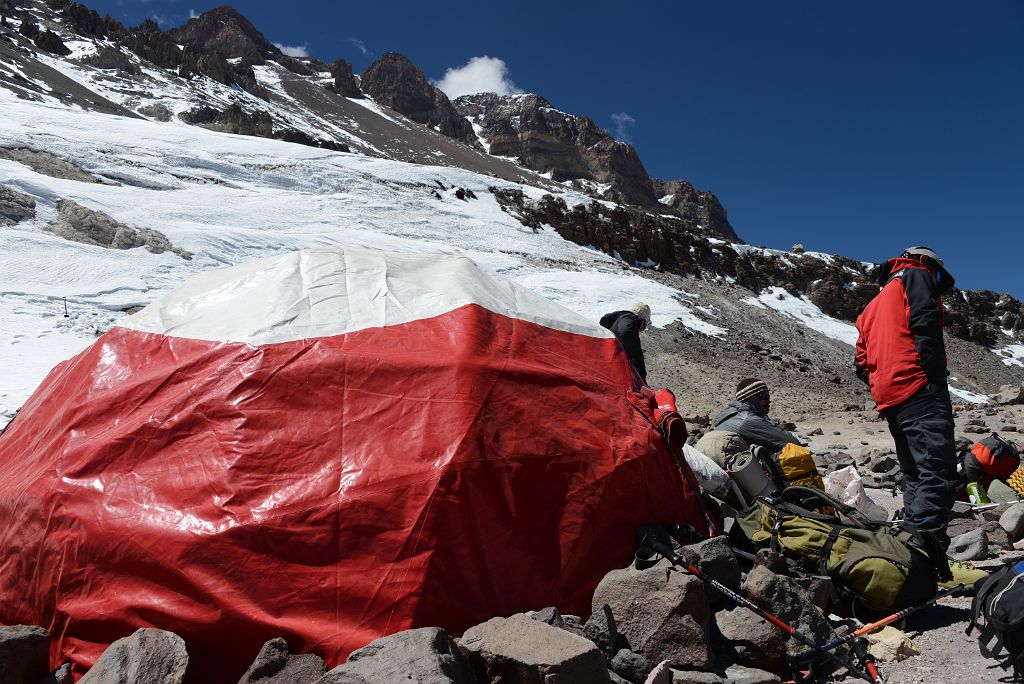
[683,444,732,497]
[823,465,888,521]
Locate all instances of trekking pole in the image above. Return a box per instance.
[850,637,884,684]
[637,528,875,683]
[814,583,964,653]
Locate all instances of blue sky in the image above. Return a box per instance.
[88,1,1023,299]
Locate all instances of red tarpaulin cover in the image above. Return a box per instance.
[0,247,710,680]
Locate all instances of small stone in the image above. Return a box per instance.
[671,671,723,684]
[865,625,920,662]
[41,663,74,684]
[610,648,652,684]
[584,604,619,656]
[722,664,781,684]
[948,528,988,561]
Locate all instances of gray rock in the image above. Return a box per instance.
[459,614,610,683]
[741,566,836,660]
[49,199,192,260]
[715,606,785,674]
[528,606,566,628]
[791,576,833,613]
[1000,503,1024,542]
[78,628,188,684]
[0,185,35,226]
[41,662,74,684]
[754,549,788,575]
[137,104,172,122]
[238,637,326,683]
[591,558,711,669]
[948,528,988,561]
[989,479,1023,504]
[681,537,740,603]
[323,627,472,684]
[723,665,781,684]
[0,625,49,684]
[609,648,651,684]
[584,604,619,656]
[996,383,1024,405]
[869,452,898,473]
[964,425,988,434]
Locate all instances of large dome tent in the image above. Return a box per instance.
[0,246,712,680]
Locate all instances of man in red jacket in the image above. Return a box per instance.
[855,246,956,548]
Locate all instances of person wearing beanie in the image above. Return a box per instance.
[711,378,798,453]
[855,246,957,550]
[599,302,651,382]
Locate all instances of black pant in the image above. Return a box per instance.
[883,382,955,549]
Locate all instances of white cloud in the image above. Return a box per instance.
[610,112,635,143]
[189,9,199,19]
[350,38,369,57]
[150,14,170,28]
[434,56,522,99]
[274,43,309,58]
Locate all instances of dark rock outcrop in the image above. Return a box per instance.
[167,5,278,65]
[0,625,49,684]
[360,53,478,147]
[78,628,188,684]
[121,19,182,70]
[0,185,36,225]
[34,30,71,55]
[80,46,139,75]
[652,178,737,240]
[328,58,361,97]
[458,92,664,211]
[0,147,100,183]
[178,104,348,151]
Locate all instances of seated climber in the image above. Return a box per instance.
[600,302,651,383]
[711,378,799,454]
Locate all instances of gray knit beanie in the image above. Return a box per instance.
[736,378,769,402]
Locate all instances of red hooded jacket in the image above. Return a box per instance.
[855,258,949,411]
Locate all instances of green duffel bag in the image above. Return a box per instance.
[735,486,951,613]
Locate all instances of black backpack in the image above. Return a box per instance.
[968,560,1024,676]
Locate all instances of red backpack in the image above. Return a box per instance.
[963,433,1021,487]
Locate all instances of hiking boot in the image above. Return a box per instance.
[940,558,989,593]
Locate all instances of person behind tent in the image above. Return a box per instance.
[854,246,957,549]
[711,378,798,453]
[600,302,651,383]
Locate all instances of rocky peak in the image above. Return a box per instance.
[360,52,478,147]
[652,179,737,241]
[456,93,663,213]
[328,58,362,98]
[167,5,279,65]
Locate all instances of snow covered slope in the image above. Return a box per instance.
[0,92,733,424]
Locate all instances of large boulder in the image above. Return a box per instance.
[996,383,1024,405]
[78,629,188,684]
[238,638,326,683]
[0,625,49,684]
[49,199,192,259]
[0,185,35,226]
[681,537,740,604]
[591,558,712,669]
[320,627,472,684]
[740,566,836,660]
[459,613,610,683]
[714,606,785,675]
[1000,503,1024,542]
[328,58,361,97]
